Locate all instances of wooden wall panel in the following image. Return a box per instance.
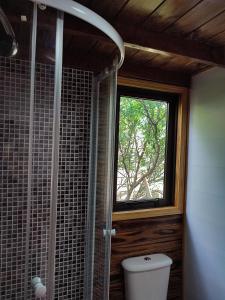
[110,215,183,300]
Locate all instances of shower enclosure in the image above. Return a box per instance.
[0,0,124,299]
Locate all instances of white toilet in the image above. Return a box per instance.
[122,253,172,300]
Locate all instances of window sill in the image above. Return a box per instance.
[112,205,183,221]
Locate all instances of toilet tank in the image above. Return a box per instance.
[122,253,172,300]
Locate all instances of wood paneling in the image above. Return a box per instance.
[166,0,225,35]
[210,29,225,44]
[129,49,159,65]
[143,0,201,32]
[119,63,191,87]
[116,0,164,25]
[118,24,225,66]
[89,0,128,20]
[193,11,225,42]
[110,215,183,300]
[5,0,225,76]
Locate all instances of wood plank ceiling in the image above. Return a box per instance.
[3,0,225,86]
[72,0,225,85]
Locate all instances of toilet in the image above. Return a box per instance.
[122,253,172,300]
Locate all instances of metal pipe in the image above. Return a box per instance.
[47,10,64,300]
[24,3,37,299]
[84,76,99,300]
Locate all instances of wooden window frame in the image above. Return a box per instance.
[112,77,189,221]
[114,86,178,211]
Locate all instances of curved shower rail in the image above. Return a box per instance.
[30,0,125,68]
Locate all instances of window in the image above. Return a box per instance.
[114,85,178,212]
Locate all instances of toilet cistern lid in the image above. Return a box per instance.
[121,253,172,272]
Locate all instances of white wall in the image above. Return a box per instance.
[184,67,225,300]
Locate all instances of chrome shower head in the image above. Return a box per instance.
[0,6,18,57]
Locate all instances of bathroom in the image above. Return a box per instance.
[1,0,225,299]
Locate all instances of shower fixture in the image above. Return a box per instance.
[0,0,125,298]
[31,277,46,299]
[38,3,47,11]
[0,6,18,57]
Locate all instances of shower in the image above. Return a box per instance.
[0,0,124,299]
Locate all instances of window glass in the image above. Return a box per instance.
[114,87,178,211]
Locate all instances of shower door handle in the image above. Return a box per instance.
[103,228,116,237]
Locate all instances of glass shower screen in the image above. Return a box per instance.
[86,68,118,300]
[0,0,123,299]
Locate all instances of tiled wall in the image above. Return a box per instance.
[0,58,31,300]
[27,63,55,299]
[93,77,111,300]
[55,68,92,299]
[0,57,93,299]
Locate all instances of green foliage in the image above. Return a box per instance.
[117,96,168,201]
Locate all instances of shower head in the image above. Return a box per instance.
[0,6,18,57]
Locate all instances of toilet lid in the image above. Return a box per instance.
[121,253,172,272]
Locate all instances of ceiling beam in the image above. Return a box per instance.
[17,42,190,87]
[63,48,190,87]
[119,62,191,87]
[65,21,225,67]
[117,25,225,67]
[9,13,224,68]
[64,16,225,66]
[67,45,191,86]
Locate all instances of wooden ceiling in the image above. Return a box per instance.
[2,0,225,86]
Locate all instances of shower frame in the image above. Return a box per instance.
[26,0,125,299]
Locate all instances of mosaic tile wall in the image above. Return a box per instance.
[27,63,55,299]
[55,68,92,299]
[0,56,93,299]
[0,58,31,300]
[93,77,111,300]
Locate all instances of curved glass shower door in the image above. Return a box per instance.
[87,67,118,300]
[0,1,123,299]
[0,1,34,299]
[0,1,61,298]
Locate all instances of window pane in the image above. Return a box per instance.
[116,96,168,203]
